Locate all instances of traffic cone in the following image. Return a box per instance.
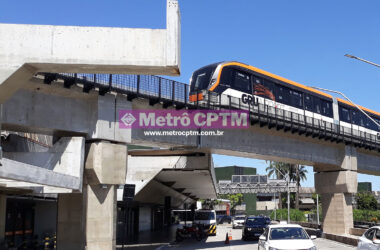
[225,232,230,244]
[229,229,232,241]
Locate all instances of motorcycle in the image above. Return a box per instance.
[175,224,204,242]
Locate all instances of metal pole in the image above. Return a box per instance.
[274,192,277,221]
[345,54,380,69]
[287,175,290,224]
[311,86,380,129]
[316,194,320,225]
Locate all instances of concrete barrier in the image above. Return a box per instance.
[322,233,358,247]
[350,227,366,236]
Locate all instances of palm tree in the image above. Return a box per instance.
[266,161,289,209]
[289,165,308,210]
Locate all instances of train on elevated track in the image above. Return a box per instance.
[188,61,380,140]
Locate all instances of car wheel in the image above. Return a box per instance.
[242,236,246,241]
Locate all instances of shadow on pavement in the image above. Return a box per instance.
[169,238,259,249]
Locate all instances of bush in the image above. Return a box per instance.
[356,192,378,211]
[270,209,306,222]
[354,209,380,222]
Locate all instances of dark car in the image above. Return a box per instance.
[242,216,270,241]
[217,215,232,224]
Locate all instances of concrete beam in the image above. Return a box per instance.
[125,154,211,196]
[85,141,127,185]
[0,179,73,194]
[315,170,357,194]
[1,137,85,190]
[2,78,132,143]
[0,0,180,104]
[134,179,194,208]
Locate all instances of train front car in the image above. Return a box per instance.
[189,61,259,108]
[189,63,222,105]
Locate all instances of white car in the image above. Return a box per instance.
[358,226,380,250]
[258,223,317,250]
[233,215,246,229]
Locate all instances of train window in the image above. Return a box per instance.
[263,80,275,93]
[339,106,351,123]
[374,118,380,131]
[304,94,313,111]
[289,89,303,109]
[352,110,364,127]
[367,116,378,131]
[219,67,234,87]
[233,70,251,93]
[313,96,321,114]
[253,78,276,101]
[363,113,374,130]
[276,85,290,105]
[190,66,215,92]
[321,100,333,117]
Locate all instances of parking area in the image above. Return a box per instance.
[157,224,356,250]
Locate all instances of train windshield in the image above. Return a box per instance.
[190,65,217,92]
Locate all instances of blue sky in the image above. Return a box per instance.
[2,0,380,189]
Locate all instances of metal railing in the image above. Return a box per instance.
[39,72,380,151]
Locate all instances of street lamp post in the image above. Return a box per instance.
[270,163,291,223]
[310,86,380,129]
[287,175,290,224]
[345,54,380,69]
[316,194,320,225]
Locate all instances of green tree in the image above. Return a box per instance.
[217,193,243,215]
[356,192,378,211]
[289,165,308,210]
[228,193,243,215]
[266,162,289,209]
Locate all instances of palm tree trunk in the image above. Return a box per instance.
[279,193,282,209]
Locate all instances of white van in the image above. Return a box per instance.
[194,210,217,236]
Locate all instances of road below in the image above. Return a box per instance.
[158,224,356,250]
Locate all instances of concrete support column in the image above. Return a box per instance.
[320,193,354,235]
[57,141,127,250]
[57,193,86,249]
[0,195,6,245]
[314,146,357,235]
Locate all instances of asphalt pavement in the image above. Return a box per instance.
[157,224,356,250]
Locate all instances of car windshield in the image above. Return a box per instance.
[235,217,245,220]
[269,227,309,240]
[245,217,266,226]
[195,212,215,220]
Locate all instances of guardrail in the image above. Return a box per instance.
[39,72,380,152]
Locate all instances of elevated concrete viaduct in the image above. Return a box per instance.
[2,71,378,236]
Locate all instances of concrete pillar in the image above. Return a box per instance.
[57,193,86,249]
[320,193,354,235]
[57,141,127,250]
[314,146,357,235]
[86,184,117,250]
[0,195,6,245]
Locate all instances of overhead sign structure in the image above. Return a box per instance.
[217,175,296,194]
